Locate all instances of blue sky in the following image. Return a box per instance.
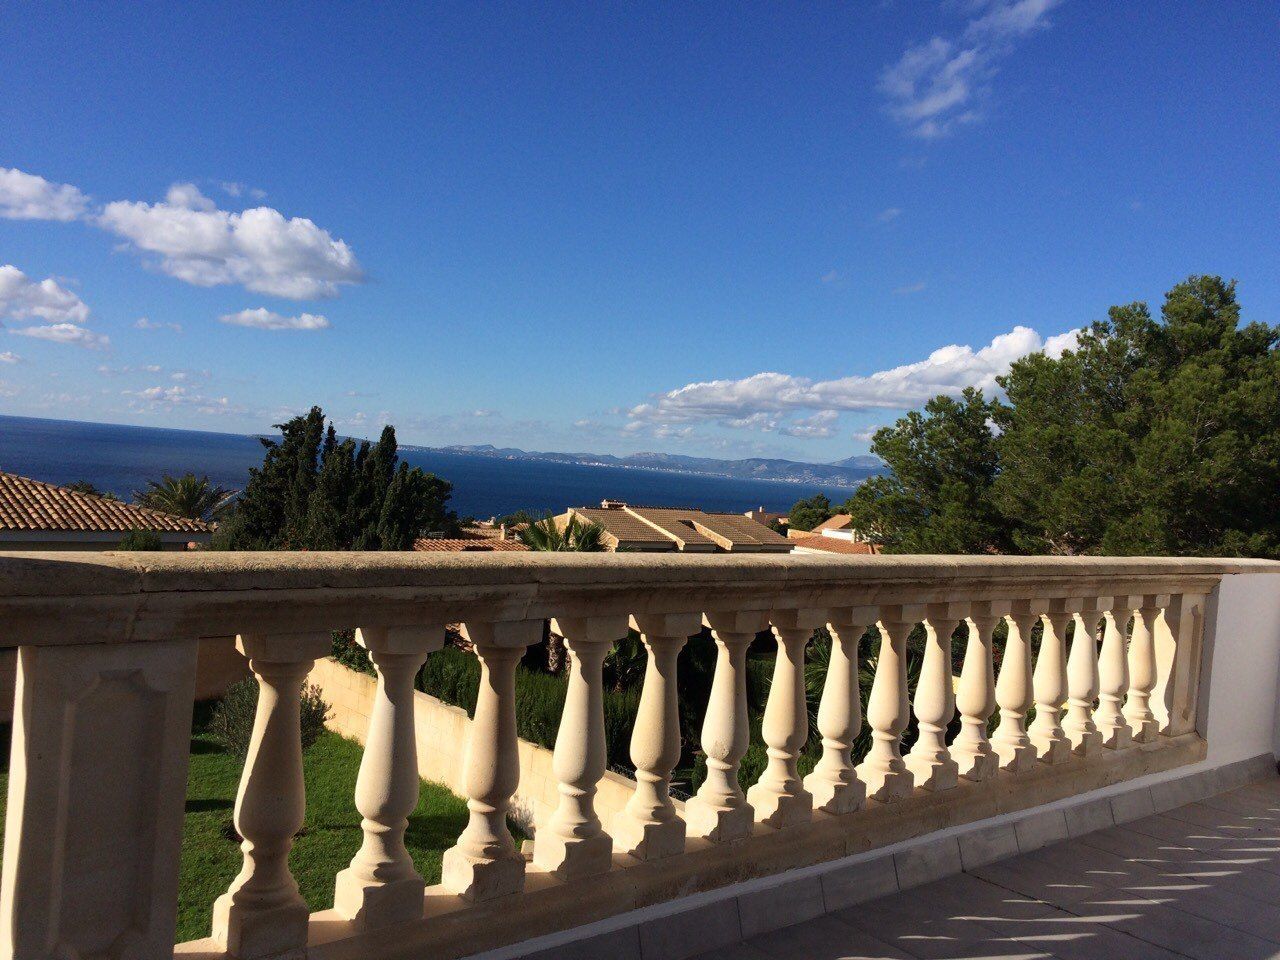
[2,1,1277,462]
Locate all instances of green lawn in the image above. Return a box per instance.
[1,725,521,944]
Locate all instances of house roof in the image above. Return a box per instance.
[0,471,211,534]
[813,514,854,532]
[791,535,880,555]
[569,507,676,550]
[412,535,530,552]
[568,504,792,552]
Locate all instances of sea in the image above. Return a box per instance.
[0,415,856,520]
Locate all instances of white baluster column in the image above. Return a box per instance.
[952,601,1007,782]
[1064,601,1103,757]
[533,615,627,880]
[1029,600,1072,764]
[804,607,875,814]
[1154,593,1207,736]
[442,620,541,902]
[613,613,701,860]
[905,603,963,791]
[213,631,331,959]
[748,609,821,828]
[335,625,443,929]
[685,610,769,842]
[991,603,1038,773]
[1096,595,1133,750]
[1124,594,1166,743]
[856,606,920,802]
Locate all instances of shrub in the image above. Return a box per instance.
[210,678,332,759]
[118,529,164,550]
[330,629,374,675]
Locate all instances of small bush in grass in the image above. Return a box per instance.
[210,678,332,759]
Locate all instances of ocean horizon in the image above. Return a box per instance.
[0,414,856,520]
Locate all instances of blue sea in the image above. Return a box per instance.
[0,415,856,519]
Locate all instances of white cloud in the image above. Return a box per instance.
[0,168,89,221]
[220,182,267,201]
[879,0,1063,138]
[821,269,841,284]
[12,322,109,350]
[0,351,21,364]
[629,324,1080,429]
[123,384,239,415]
[218,307,331,331]
[98,187,363,299]
[894,281,927,295]
[0,265,90,324]
[135,317,182,332]
[878,207,903,223]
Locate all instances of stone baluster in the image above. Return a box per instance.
[335,625,443,929]
[1153,593,1208,736]
[213,631,331,959]
[747,609,821,828]
[1096,596,1133,750]
[1029,600,1072,764]
[856,606,921,802]
[952,601,1007,782]
[613,613,701,860]
[1064,602,1104,757]
[685,610,770,842]
[905,603,963,791]
[442,620,541,901]
[1124,594,1167,743]
[0,639,198,960]
[991,602,1038,772]
[533,615,627,880]
[804,607,875,814]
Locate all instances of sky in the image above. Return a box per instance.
[1,1,1277,463]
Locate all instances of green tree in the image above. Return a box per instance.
[67,480,120,501]
[215,407,455,550]
[843,388,1012,554]
[518,513,606,552]
[134,473,236,521]
[787,493,834,532]
[118,529,164,550]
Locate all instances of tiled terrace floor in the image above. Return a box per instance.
[694,776,1280,960]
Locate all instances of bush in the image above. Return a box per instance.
[330,629,374,675]
[118,529,164,550]
[209,678,332,759]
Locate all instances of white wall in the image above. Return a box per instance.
[1202,572,1280,765]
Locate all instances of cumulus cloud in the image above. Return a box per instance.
[0,168,89,221]
[11,322,109,350]
[123,384,239,416]
[218,307,331,331]
[0,351,21,364]
[879,0,1063,138]
[0,265,90,324]
[135,317,183,332]
[98,186,362,299]
[629,324,1079,430]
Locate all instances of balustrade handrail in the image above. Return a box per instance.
[1,551,1274,646]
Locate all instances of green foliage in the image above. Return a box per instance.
[330,629,374,675]
[787,493,834,532]
[519,513,607,551]
[67,480,119,500]
[837,276,1280,558]
[214,408,455,550]
[209,678,331,759]
[118,528,164,550]
[134,473,235,521]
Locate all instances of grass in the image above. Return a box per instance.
[1,722,523,944]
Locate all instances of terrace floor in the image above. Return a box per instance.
[693,774,1280,960]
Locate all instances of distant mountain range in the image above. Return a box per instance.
[401,443,884,487]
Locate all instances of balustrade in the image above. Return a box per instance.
[0,551,1251,960]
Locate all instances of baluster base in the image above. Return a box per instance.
[803,771,866,815]
[333,868,425,930]
[684,796,754,843]
[441,847,526,902]
[1099,723,1133,750]
[994,739,1038,773]
[855,762,914,803]
[954,746,999,782]
[747,784,813,829]
[1030,730,1073,765]
[1067,728,1104,758]
[531,830,614,880]
[1125,713,1159,743]
[903,752,959,792]
[612,812,686,861]
[212,892,309,960]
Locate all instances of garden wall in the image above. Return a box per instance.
[308,656,644,833]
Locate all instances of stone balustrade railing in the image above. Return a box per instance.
[0,551,1274,960]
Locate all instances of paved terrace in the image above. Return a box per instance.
[691,773,1280,960]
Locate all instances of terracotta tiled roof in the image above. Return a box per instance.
[813,514,854,532]
[412,536,529,552]
[0,471,210,534]
[791,536,880,555]
[570,508,676,548]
